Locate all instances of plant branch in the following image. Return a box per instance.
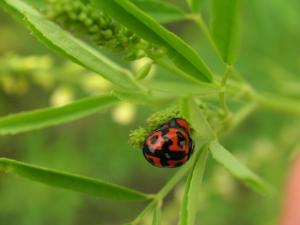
[129,142,209,225]
[253,93,300,117]
[153,58,219,89]
[187,14,223,63]
[219,65,232,117]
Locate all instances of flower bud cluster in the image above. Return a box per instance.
[45,0,165,60]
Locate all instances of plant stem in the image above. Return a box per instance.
[187,14,223,63]
[219,65,232,117]
[154,58,218,89]
[130,143,207,225]
[221,102,258,136]
[254,93,300,116]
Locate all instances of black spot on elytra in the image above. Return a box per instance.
[176,131,186,147]
[143,126,194,168]
[150,135,158,144]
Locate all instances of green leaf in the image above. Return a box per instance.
[0,0,140,90]
[210,0,240,64]
[152,202,162,225]
[180,98,213,140]
[131,0,186,23]
[112,89,154,105]
[209,140,274,195]
[0,95,118,135]
[187,0,204,12]
[91,0,213,83]
[149,80,219,96]
[179,145,209,225]
[0,158,151,200]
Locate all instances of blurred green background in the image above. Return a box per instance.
[0,0,300,224]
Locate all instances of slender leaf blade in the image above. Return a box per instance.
[210,0,240,64]
[131,0,186,23]
[187,0,204,12]
[0,158,151,200]
[149,80,219,96]
[209,140,274,195]
[179,145,209,225]
[152,202,162,225]
[0,0,139,90]
[180,98,213,140]
[0,95,118,135]
[91,0,213,83]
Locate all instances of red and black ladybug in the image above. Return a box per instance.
[143,118,194,168]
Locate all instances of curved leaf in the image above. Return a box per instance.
[0,158,151,200]
[91,0,213,83]
[210,0,241,64]
[179,145,209,225]
[0,0,140,90]
[209,140,274,195]
[0,95,118,135]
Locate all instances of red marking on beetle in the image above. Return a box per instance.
[145,154,161,167]
[146,131,164,151]
[176,118,191,134]
[167,155,189,167]
[167,128,190,152]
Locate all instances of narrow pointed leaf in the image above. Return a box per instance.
[180,98,213,140]
[112,89,154,105]
[0,95,118,135]
[179,145,209,225]
[149,80,219,96]
[0,158,151,200]
[152,202,162,225]
[209,140,274,195]
[91,0,213,83]
[210,0,240,64]
[0,0,139,90]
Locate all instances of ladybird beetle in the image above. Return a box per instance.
[143,118,194,168]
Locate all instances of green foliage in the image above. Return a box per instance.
[0,158,151,200]
[0,0,140,90]
[91,0,213,83]
[180,98,213,140]
[210,0,240,64]
[45,0,161,61]
[0,0,300,224]
[179,145,209,225]
[0,95,118,135]
[209,140,273,195]
[151,202,162,225]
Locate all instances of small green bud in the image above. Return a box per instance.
[135,62,152,80]
[146,105,182,129]
[129,127,149,149]
[101,29,113,39]
[45,0,164,61]
[78,12,87,22]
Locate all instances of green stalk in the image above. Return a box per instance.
[154,58,219,89]
[187,14,223,63]
[130,160,194,225]
[254,94,300,117]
